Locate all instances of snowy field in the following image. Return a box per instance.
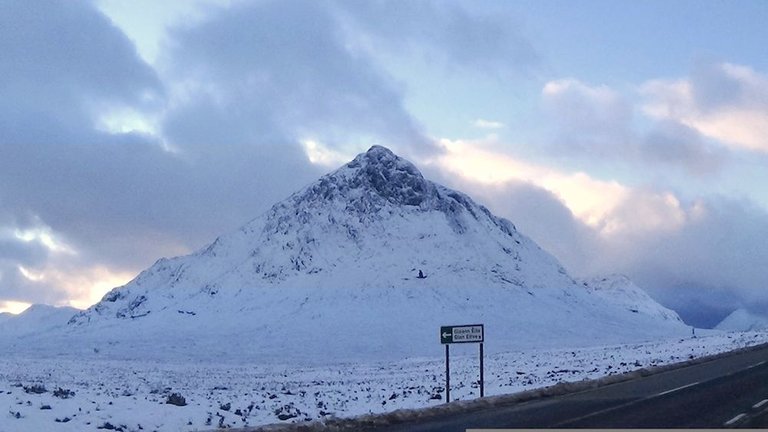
[2,331,767,432]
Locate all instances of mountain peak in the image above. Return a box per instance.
[342,145,428,207]
[293,146,513,236]
[362,144,397,160]
[292,145,431,210]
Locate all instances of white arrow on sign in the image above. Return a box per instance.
[442,332,452,338]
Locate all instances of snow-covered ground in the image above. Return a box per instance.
[2,331,767,432]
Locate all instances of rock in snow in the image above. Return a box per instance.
[10,146,689,362]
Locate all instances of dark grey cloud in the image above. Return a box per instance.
[0,0,312,304]
[542,79,729,175]
[541,80,634,159]
[641,121,726,175]
[689,60,768,112]
[0,0,162,128]
[0,0,442,305]
[0,238,48,268]
[335,0,538,77]
[0,0,171,277]
[650,282,740,329]
[163,0,432,154]
[597,196,768,328]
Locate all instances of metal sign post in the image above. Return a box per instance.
[445,343,450,403]
[440,324,484,403]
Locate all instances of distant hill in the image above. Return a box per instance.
[578,275,684,323]
[716,308,768,332]
[0,304,78,339]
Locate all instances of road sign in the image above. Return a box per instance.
[440,324,485,403]
[440,324,484,344]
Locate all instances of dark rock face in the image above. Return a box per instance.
[284,145,515,235]
[297,145,432,210]
[355,145,430,207]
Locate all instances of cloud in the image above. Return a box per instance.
[642,62,768,153]
[428,137,630,228]
[640,121,725,176]
[425,137,768,328]
[472,119,506,129]
[0,0,440,308]
[0,301,33,315]
[542,78,728,175]
[541,78,633,158]
[0,0,175,304]
[335,0,538,77]
[624,197,768,327]
[429,136,700,239]
[0,0,304,306]
[542,79,632,132]
[0,0,163,129]
[162,0,431,155]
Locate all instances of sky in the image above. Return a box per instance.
[1,0,767,328]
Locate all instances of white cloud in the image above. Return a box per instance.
[17,265,45,282]
[540,78,636,160]
[95,0,236,65]
[642,63,768,153]
[542,78,630,127]
[542,77,728,175]
[301,139,354,168]
[428,137,691,236]
[13,226,76,256]
[472,118,505,129]
[0,300,32,315]
[51,266,136,310]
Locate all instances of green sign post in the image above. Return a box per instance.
[440,324,484,403]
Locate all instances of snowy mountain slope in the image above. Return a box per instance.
[716,308,768,332]
[0,304,78,339]
[579,275,684,323]
[14,146,688,362]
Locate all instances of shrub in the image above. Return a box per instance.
[23,384,47,394]
[53,387,75,399]
[166,392,187,406]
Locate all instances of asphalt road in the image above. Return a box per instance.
[364,343,768,431]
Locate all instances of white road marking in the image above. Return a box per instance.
[553,381,705,427]
[753,399,768,409]
[555,355,768,427]
[724,413,747,426]
[653,382,700,397]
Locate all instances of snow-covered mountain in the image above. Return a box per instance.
[0,304,78,339]
[11,146,688,362]
[578,275,684,324]
[716,308,768,332]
